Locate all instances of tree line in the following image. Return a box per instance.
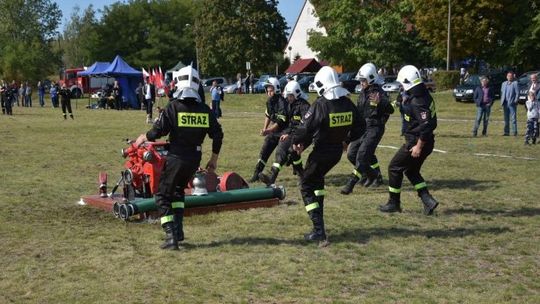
[309,0,540,72]
[3,0,539,82]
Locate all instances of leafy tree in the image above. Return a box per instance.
[61,5,99,68]
[412,0,540,68]
[0,0,62,81]
[195,0,288,77]
[308,0,435,71]
[88,0,196,70]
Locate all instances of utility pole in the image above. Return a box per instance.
[446,0,451,71]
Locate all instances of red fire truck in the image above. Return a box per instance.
[59,67,114,98]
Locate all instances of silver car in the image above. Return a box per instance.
[381,76,399,93]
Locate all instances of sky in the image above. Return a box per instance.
[56,0,305,34]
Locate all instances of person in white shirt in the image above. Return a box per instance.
[525,91,539,145]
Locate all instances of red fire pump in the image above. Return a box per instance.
[98,140,248,199]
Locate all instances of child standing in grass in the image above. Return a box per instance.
[525,91,539,145]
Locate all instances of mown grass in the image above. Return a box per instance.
[0,91,539,303]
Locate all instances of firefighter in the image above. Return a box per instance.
[58,83,74,119]
[134,66,223,250]
[341,63,394,195]
[259,80,310,186]
[248,77,288,182]
[292,66,364,243]
[379,65,439,215]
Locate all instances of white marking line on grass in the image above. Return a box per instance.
[473,153,537,161]
[378,145,536,160]
[378,145,447,154]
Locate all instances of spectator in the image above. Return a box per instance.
[500,71,520,136]
[472,76,495,137]
[236,73,242,94]
[245,71,251,94]
[525,91,539,145]
[37,81,45,107]
[19,83,25,107]
[210,80,223,118]
[249,73,255,94]
[135,82,144,110]
[112,80,122,110]
[460,67,467,84]
[528,73,540,97]
[25,82,32,107]
[50,82,59,108]
[11,81,18,107]
[143,77,155,123]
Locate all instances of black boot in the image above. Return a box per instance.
[340,175,359,195]
[369,172,384,187]
[258,166,279,186]
[363,172,379,187]
[173,213,184,242]
[160,222,179,250]
[420,192,439,215]
[304,209,327,242]
[248,161,265,183]
[379,199,402,213]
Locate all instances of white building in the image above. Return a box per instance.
[284,0,326,63]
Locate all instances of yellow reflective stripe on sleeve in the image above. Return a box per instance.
[404,114,410,122]
[414,182,427,190]
[172,202,185,209]
[353,169,362,178]
[370,102,377,107]
[293,115,302,121]
[292,159,302,165]
[265,109,269,116]
[329,111,353,127]
[272,163,282,170]
[305,202,319,212]
[160,215,174,225]
[388,187,401,194]
[370,163,380,169]
[430,100,437,115]
[277,114,286,121]
[314,189,326,196]
[178,112,209,128]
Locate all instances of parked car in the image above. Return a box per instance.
[339,72,360,92]
[453,72,504,102]
[381,76,399,93]
[252,74,274,93]
[297,75,315,92]
[517,71,539,104]
[223,77,258,94]
[202,77,228,92]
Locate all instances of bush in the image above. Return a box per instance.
[432,70,460,91]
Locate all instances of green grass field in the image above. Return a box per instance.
[1,92,539,303]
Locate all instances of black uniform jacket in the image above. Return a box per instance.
[357,84,394,127]
[146,98,223,156]
[402,83,437,144]
[282,97,311,135]
[265,94,288,132]
[293,95,364,148]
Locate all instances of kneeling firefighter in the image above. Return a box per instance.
[379,65,438,215]
[259,80,311,185]
[292,66,364,243]
[135,66,224,250]
[342,63,394,194]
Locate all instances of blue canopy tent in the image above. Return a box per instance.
[78,56,143,108]
[102,56,143,108]
[78,62,110,76]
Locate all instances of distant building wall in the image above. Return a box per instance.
[284,0,326,63]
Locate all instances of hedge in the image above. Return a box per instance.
[432,70,460,91]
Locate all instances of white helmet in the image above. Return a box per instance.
[313,66,349,99]
[356,63,384,85]
[173,65,201,101]
[264,77,281,93]
[397,65,423,91]
[283,80,307,100]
